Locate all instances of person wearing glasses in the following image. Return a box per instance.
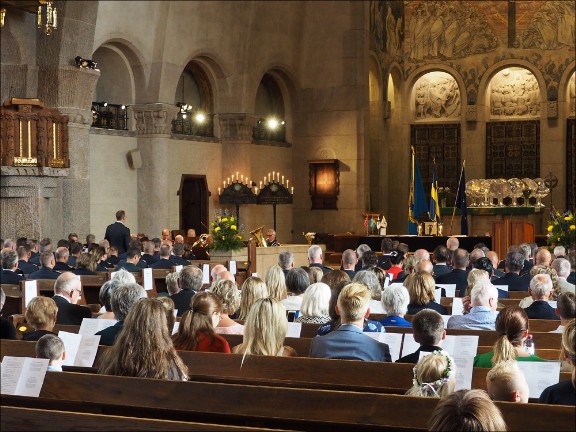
[52,272,91,325]
[265,228,280,246]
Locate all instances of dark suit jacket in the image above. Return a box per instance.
[54,262,74,272]
[73,268,97,276]
[396,345,443,364]
[0,269,25,285]
[343,269,356,279]
[170,256,190,266]
[104,221,131,255]
[407,301,448,315]
[53,295,92,325]
[67,256,78,267]
[95,321,123,346]
[432,264,451,277]
[29,252,40,266]
[170,289,197,317]
[309,263,333,274]
[17,260,38,275]
[494,272,530,291]
[141,254,158,265]
[1,317,16,340]
[524,301,560,320]
[377,255,392,270]
[150,258,174,269]
[435,268,469,297]
[28,267,61,280]
[115,262,141,273]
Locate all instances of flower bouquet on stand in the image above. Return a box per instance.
[546,208,575,250]
[210,209,244,251]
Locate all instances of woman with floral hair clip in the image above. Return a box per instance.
[406,350,456,398]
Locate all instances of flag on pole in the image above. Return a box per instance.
[408,147,428,234]
[429,163,440,223]
[455,163,468,235]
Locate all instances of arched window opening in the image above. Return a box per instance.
[253,74,286,142]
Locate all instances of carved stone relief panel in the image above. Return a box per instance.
[569,72,575,115]
[521,1,575,50]
[488,67,540,119]
[414,71,461,120]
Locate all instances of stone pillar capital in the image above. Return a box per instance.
[132,103,179,136]
[218,113,258,143]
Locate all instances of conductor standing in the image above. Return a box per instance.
[105,210,131,255]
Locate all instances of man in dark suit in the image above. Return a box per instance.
[435,248,470,297]
[150,244,174,269]
[377,238,394,270]
[52,272,91,325]
[170,266,202,316]
[67,242,82,267]
[308,245,332,274]
[397,309,445,363]
[309,283,391,362]
[1,250,25,285]
[493,251,530,292]
[53,247,74,272]
[28,252,61,280]
[115,247,143,272]
[432,245,452,277]
[170,243,191,266]
[341,249,357,279]
[16,245,38,275]
[104,210,131,255]
[141,242,158,266]
[524,274,560,320]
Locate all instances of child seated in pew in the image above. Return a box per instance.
[486,360,530,403]
[406,350,456,398]
[396,310,445,364]
[36,334,66,372]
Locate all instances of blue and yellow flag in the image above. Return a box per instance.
[408,147,428,234]
[429,163,440,223]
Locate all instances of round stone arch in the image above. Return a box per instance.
[558,62,575,116]
[385,63,404,118]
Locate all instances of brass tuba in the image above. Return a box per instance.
[249,226,267,247]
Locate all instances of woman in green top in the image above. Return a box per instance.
[474,306,546,368]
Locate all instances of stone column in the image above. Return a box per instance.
[132,103,180,236]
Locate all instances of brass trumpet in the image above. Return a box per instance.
[250,226,267,247]
[192,233,209,248]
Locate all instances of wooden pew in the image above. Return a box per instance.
[0,406,281,432]
[2,371,574,431]
[1,283,21,316]
[79,274,107,306]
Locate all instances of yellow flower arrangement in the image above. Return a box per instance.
[547,209,575,250]
[210,209,244,251]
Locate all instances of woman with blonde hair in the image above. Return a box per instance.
[406,271,447,315]
[232,298,296,357]
[466,268,490,296]
[238,276,269,320]
[539,319,576,405]
[321,270,350,290]
[98,298,188,380]
[303,266,324,284]
[156,296,176,335]
[406,350,456,398]
[211,279,244,335]
[22,296,58,341]
[265,264,288,301]
[295,282,331,324]
[473,306,546,367]
[173,292,230,353]
[73,252,97,275]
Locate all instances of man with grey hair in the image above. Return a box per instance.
[494,251,530,291]
[352,270,382,309]
[95,282,147,345]
[53,272,92,325]
[469,248,485,268]
[53,246,73,272]
[28,251,61,280]
[446,236,459,251]
[341,249,357,279]
[355,244,371,272]
[447,280,499,330]
[416,259,434,274]
[308,245,332,274]
[278,251,295,276]
[171,266,202,316]
[524,274,558,320]
[551,258,575,294]
[553,246,566,258]
[486,250,505,278]
[210,264,227,282]
[414,249,430,262]
[1,250,25,284]
[3,239,16,250]
[518,243,534,275]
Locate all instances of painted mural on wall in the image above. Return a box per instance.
[408,0,498,60]
[488,67,540,118]
[520,1,575,50]
[370,0,404,57]
[414,72,461,120]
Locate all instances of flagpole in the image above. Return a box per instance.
[449,160,466,236]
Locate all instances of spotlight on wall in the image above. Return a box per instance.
[194,112,206,124]
[75,56,98,69]
[267,118,279,130]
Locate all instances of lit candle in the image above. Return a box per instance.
[260,181,262,189]
[232,174,235,182]
[273,171,275,182]
[255,187,258,194]
[227,177,230,184]
[268,173,271,182]
[218,187,221,195]
[286,180,289,188]
[282,175,284,184]
[241,175,244,182]
[223,181,226,188]
[291,187,294,194]
[236,171,239,179]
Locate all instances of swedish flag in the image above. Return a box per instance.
[408,147,428,234]
[429,164,440,223]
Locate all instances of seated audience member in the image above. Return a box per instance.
[494,250,530,292]
[107,245,119,266]
[278,251,295,276]
[111,268,136,284]
[173,292,230,353]
[435,248,470,297]
[552,258,575,294]
[295,282,331,324]
[552,292,576,333]
[406,350,456,398]
[73,252,97,275]
[379,284,412,327]
[368,266,387,289]
[406,271,448,315]
[238,277,269,321]
[115,247,143,272]
[340,249,357,279]
[217,271,235,283]
[211,279,243,335]
[98,298,188,380]
[308,244,332,274]
[67,242,82,267]
[282,268,309,313]
[170,266,202,317]
[523,273,559,320]
[486,250,505,278]
[27,239,40,265]
[53,246,74,272]
[386,250,406,280]
[428,389,507,432]
[156,294,176,335]
[0,288,16,339]
[35,334,66,372]
[472,257,509,298]
[52,272,91,325]
[432,245,451,277]
[397,310,445,363]
[98,280,118,320]
[360,250,378,270]
[150,244,173,269]
[553,245,566,259]
[210,264,227,284]
[519,265,561,308]
[95,283,147,345]
[141,242,158,266]
[415,258,434,275]
[378,237,394,270]
[399,255,419,283]
[446,236,459,251]
[90,246,112,271]
[84,234,96,251]
[1,250,25,284]
[353,270,384,314]
[473,306,546,367]
[414,248,430,262]
[447,280,499,330]
[355,244,371,272]
[309,283,391,362]
[469,248,485,269]
[321,270,351,290]
[518,243,534,275]
[17,245,38,275]
[170,243,190,266]
[568,248,576,284]
[539,319,576,406]
[486,360,530,403]
[28,251,61,280]
[232,298,296,357]
[303,265,324,284]
[22,296,58,341]
[265,264,288,301]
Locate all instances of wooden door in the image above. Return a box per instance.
[178,175,209,234]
